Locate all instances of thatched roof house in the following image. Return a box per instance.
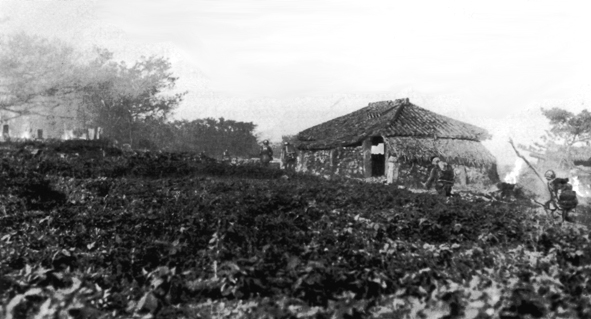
[295,98,498,185]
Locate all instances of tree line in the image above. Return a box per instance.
[135,117,259,158]
[520,108,591,170]
[0,32,259,157]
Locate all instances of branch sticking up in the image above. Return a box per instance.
[508,139,551,198]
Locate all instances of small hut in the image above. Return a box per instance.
[295,98,499,186]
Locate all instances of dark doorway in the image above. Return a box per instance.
[371,136,385,176]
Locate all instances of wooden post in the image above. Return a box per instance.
[37,129,43,139]
[363,139,372,178]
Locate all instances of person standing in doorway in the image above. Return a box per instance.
[386,153,399,184]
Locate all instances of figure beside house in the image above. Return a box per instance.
[422,156,455,197]
[281,141,298,171]
[259,140,273,167]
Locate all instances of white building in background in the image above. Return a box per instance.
[0,108,102,141]
[0,89,86,140]
[0,111,74,140]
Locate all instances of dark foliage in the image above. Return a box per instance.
[1,140,590,318]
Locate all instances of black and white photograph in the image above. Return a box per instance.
[1,1,591,318]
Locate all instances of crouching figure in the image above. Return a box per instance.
[544,170,579,223]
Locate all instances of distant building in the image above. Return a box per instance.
[0,111,81,140]
[0,89,84,140]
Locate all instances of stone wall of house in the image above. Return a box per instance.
[298,146,365,178]
[394,162,497,188]
[334,146,365,178]
[465,164,499,186]
[298,147,498,187]
[393,162,430,187]
[298,149,332,176]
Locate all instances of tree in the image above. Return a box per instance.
[0,32,79,121]
[0,33,188,143]
[542,108,591,145]
[77,49,185,145]
[521,108,591,169]
[135,117,260,157]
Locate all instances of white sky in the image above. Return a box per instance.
[1,0,591,167]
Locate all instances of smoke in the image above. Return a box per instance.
[62,130,74,140]
[571,176,591,198]
[503,158,525,184]
[19,130,31,139]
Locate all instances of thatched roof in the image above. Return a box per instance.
[385,137,496,167]
[297,98,491,149]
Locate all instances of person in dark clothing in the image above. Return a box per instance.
[422,156,455,196]
[281,142,297,171]
[544,169,578,222]
[421,156,441,189]
[259,140,273,167]
[557,183,578,222]
[545,170,559,198]
[545,170,566,208]
[221,149,231,164]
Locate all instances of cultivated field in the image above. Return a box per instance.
[1,141,591,319]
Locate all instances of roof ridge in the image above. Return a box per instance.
[363,100,402,136]
[388,102,405,127]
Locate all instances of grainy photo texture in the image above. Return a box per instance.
[2,1,591,318]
